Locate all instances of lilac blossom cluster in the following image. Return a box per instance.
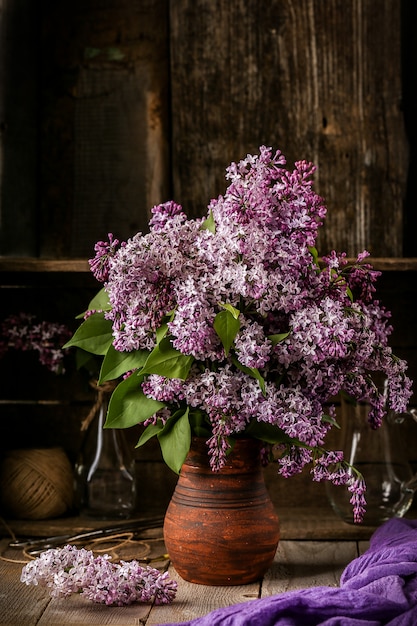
[0,312,71,374]
[88,146,413,523]
[20,544,177,606]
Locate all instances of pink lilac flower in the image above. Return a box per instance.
[20,545,177,606]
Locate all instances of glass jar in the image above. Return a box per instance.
[75,382,137,519]
[326,395,417,525]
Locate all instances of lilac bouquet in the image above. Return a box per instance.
[65,146,412,522]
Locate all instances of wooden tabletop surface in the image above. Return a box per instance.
[0,508,382,626]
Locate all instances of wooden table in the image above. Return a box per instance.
[0,508,380,625]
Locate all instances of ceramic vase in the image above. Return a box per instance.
[163,436,280,585]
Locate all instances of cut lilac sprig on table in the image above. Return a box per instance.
[20,545,177,606]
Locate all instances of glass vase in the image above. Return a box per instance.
[326,396,417,525]
[75,382,137,519]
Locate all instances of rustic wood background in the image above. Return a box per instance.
[0,0,416,520]
[0,0,416,258]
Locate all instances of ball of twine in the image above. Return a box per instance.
[0,447,74,520]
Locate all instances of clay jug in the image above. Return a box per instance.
[163,436,280,585]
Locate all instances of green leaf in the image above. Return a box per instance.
[346,285,354,302]
[268,332,290,346]
[231,356,266,395]
[76,288,111,319]
[308,246,320,267]
[158,408,191,473]
[99,344,149,383]
[73,348,101,377]
[105,373,166,429]
[75,348,98,370]
[188,409,211,438]
[219,302,240,319]
[142,336,194,380]
[322,414,341,429]
[213,309,240,356]
[106,46,125,61]
[199,210,216,233]
[245,420,297,445]
[155,323,169,344]
[136,422,165,447]
[63,312,113,355]
[89,287,111,310]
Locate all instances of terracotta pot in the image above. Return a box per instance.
[163,436,280,585]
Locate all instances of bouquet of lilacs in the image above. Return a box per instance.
[65,146,413,523]
[1,312,71,374]
[20,544,177,606]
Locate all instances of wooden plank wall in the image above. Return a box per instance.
[0,0,415,258]
[170,0,408,258]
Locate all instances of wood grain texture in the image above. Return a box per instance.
[263,540,358,594]
[39,0,170,258]
[2,257,417,272]
[0,537,360,625]
[0,0,39,257]
[170,0,407,257]
[147,571,259,625]
[38,595,151,626]
[0,540,50,626]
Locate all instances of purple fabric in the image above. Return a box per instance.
[160,518,417,626]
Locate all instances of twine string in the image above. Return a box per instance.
[81,380,118,432]
[1,527,164,565]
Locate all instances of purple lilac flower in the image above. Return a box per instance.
[142,375,185,403]
[311,450,350,485]
[168,282,222,360]
[234,319,272,368]
[143,407,172,427]
[20,545,177,606]
[348,477,367,524]
[311,452,368,522]
[149,200,186,232]
[207,426,234,471]
[277,446,313,477]
[0,313,71,374]
[89,233,120,283]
